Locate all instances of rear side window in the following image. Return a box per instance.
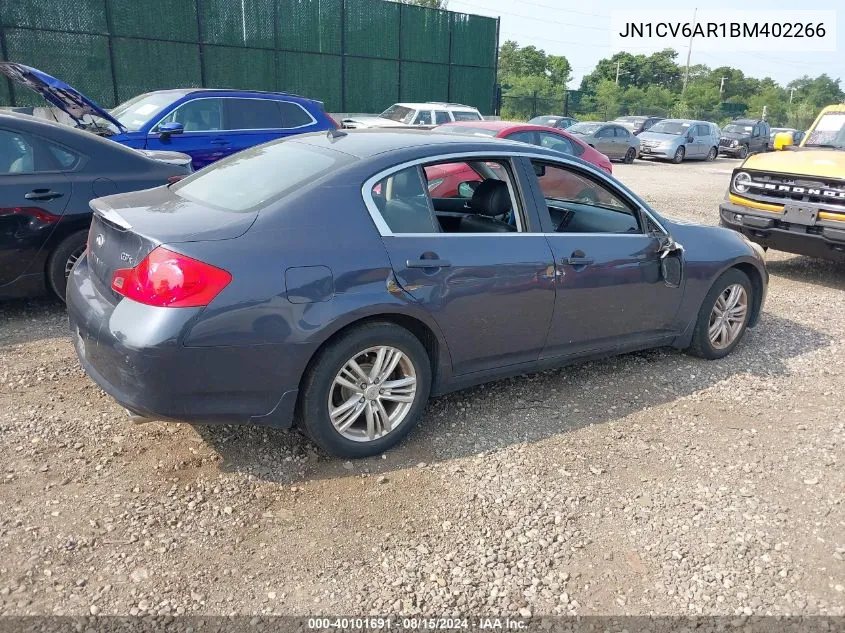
[452,111,482,121]
[225,98,283,130]
[434,111,451,125]
[277,101,315,128]
[614,127,629,138]
[171,141,353,212]
[48,144,80,170]
[538,132,576,155]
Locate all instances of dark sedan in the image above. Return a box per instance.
[0,111,191,300]
[67,130,768,458]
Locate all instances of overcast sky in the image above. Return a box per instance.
[447,0,843,88]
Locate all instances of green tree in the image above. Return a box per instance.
[398,0,447,8]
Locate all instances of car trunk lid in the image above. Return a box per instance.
[86,187,257,298]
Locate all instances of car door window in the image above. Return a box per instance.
[531,160,640,234]
[537,132,575,155]
[277,101,314,128]
[157,98,224,132]
[614,127,629,138]
[372,159,524,234]
[434,111,451,125]
[504,131,535,144]
[413,111,433,125]
[0,130,36,173]
[596,127,614,138]
[224,98,284,130]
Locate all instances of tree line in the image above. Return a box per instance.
[498,42,844,129]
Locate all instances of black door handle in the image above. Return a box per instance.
[406,258,451,268]
[25,189,64,201]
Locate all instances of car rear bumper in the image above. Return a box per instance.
[719,201,845,262]
[66,255,298,428]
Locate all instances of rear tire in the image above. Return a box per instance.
[687,269,753,360]
[706,146,717,161]
[623,147,636,164]
[737,145,749,159]
[672,146,685,164]
[48,230,88,301]
[298,322,432,458]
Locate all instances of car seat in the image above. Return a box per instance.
[459,180,516,232]
[381,169,439,234]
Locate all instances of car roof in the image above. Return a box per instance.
[732,119,762,124]
[396,102,480,112]
[441,120,585,135]
[289,128,564,159]
[143,88,317,102]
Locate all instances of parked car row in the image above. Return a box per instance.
[1,62,777,458]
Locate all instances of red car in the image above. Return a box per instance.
[426,120,613,198]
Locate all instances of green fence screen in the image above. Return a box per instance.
[0,0,498,114]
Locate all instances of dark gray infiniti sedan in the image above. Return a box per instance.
[67,130,768,458]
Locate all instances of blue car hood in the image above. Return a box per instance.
[0,62,126,132]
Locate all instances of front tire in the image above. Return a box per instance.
[623,147,636,164]
[672,146,685,164]
[48,230,88,301]
[687,269,753,360]
[298,322,432,458]
[737,144,749,159]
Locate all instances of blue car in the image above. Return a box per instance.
[0,63,337,170]
[67,130,767,458]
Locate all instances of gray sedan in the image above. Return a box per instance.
[567,121,640,163]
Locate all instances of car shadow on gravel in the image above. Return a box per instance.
[195,310,831,485]
[0,296,67,347]
[766,255,845,291]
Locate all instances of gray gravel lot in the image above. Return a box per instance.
[0,157,843,618]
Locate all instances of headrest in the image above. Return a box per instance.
[470,179,511,217]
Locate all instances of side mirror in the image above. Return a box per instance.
[773,131,793,151]
[457,181,479,198]
[158,121,184,139]
[657,236,684,287]
[532,163,546,177]
[686,135,694,144]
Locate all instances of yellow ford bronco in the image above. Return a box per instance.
[719,104,845,262]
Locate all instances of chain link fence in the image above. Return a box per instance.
[0,0,499,113]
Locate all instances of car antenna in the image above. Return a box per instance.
[327,128,347,141]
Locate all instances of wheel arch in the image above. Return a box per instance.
[730,261,765,327]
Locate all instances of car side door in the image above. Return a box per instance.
[0,128,72,288]
[522,157,684,359]
[366,156,557,375]
[593,126,617,158]
[145,97,228,169]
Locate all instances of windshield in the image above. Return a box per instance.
[436,126,497,137]
[528,116,560,126]
[171,141,355,212]
[647,121,691,135]
[724,123,753,135]
[804,112,845,149]
[110,92,183,131]
[379,105,415,124]
[568,122,602,134]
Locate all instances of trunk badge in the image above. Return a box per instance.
[95,233,104,248]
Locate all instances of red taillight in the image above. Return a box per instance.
[111,246,231,308]
[326,114,340,128]
[0,206,60,224]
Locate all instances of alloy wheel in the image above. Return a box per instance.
[64,244,86,278]
[708,284,748,349]
[328,345,417,442]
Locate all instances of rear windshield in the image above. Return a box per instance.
[452,111,483,121]
[171,141,354,212]
[528,116,560,126]
[568,122,603,134]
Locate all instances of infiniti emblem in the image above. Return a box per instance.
[95,233,104,248]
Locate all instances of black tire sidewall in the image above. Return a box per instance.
[48,230,88,301]
[299,322,432,458]
[707,147,717,161]
[673,146,685,163]
[625,147,636,163]
[738,145,748,159]
[689,269,753,359]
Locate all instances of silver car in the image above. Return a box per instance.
[637,119,721,163]
[566,121,640,163]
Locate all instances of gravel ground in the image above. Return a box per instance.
[1,157,843,619]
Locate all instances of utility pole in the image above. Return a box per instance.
[682,7,697,96]
[762,105,768,121]
[615,60,621,86]
[719,76,727,99]
[789,88,796,103]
